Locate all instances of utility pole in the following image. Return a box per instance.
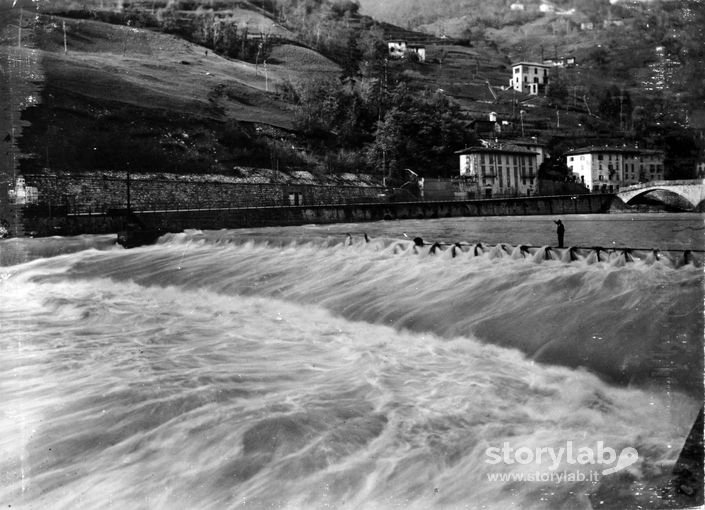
[255,41,262,75]
[17,8,22,48]
[519,110,525,137]
[63,21,68,53]
[126,168,131,212]
[382,148,386,186]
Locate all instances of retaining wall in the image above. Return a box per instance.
[22,173,385,211]
[20,194,616,236]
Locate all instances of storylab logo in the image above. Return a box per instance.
[485,441,639,477]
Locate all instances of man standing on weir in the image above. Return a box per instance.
[554,219,565,248]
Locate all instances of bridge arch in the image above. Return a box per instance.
[617,180,705,209]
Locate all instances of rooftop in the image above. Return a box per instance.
[455,145,538,156]
[565,146,664,156]
[512,62,551,68]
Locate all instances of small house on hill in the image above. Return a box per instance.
[510,62,550,95]
[387,41,426,62]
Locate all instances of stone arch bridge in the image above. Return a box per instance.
[617,180,705,209]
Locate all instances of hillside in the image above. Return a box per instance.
[1,3,346,175]
[358,0,704,113]
[1,0,702,183]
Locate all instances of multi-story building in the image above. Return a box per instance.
[565,147,665,192]
[510,62,550,95]
[504,138,549,167]
[456,145,539,197]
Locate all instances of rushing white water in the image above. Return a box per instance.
[1,215,702,509]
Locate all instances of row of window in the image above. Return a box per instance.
[513,67,548,76]
[568,154,663,163]
[479,154,535,166]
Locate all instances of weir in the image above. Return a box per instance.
[387,235,704,268]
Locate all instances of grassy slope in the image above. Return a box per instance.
[37,15,339,128]
[4,7,344,175]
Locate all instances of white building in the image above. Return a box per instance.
[387,41,426,62]
[456,145,539,198]
[565,147,665,192]
[510,62,550,95]
[505,139,549,167]
[542,56,576,67]
[8,176,39,205]
[510,3,525,10]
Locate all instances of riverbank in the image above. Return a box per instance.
[17,193,617,237]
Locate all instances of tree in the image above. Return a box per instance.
[546,70,569,105]
[367,85,468,178]
[598,85,631,131]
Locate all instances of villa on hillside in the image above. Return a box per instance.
[542,56,576,67]
[565,147,665,193]
[510,62,550,95]
[387,41,426,62]
[456,144,539,198]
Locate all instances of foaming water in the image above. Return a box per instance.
[1,224,702,509]
[0,234,119,266]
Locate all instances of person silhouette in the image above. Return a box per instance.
[554,220,565,248]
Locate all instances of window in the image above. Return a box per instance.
[288,192,303,205]
[597,154,603,161]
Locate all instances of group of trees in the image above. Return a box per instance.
[281,59,471,179]
[282,78,470,179]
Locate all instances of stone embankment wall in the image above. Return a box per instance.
[22,172,385,212]
[21,194,617,236]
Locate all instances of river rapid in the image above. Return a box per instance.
[1,214,703,509]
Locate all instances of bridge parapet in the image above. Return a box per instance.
[620,179,705,193]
